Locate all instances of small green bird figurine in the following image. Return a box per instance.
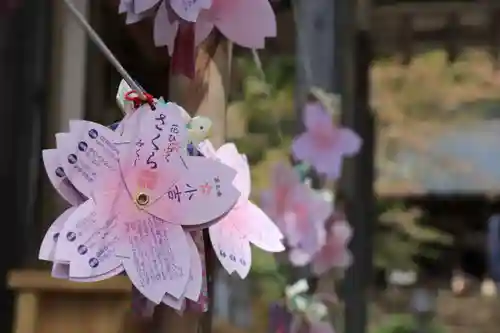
[187,116,213,146]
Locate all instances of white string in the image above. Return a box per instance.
[61,0,146,100]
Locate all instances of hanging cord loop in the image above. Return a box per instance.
[124,91,156,110]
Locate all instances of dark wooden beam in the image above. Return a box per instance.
[336,0,376,331]
[398,13,414,65]
[488,9,500,68]
[445,12,460,62]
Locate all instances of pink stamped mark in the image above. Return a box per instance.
[136,169,159,190]
[199,182,212,195]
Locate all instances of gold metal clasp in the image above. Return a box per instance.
[135,192,150,206]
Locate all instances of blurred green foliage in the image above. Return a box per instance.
[372,315,446,333]
[230,52,455,292]
[375,200,452,270]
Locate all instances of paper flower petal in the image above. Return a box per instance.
[54,200,123,279]
[42,149,85,206]
[338,128,362,156]
[162,294,185,310]
[288,248,311,266]
[312,153,343,180]
[39,207,77,261]
[54,199,97,262]
[291,134,318,166]
[154,1,179,54]
[216,143,251,202]
[118,0,132,14]
[146,156,239,226]
[210,0,276,48]
[170,0,212,22]
[312,221,353,275]
[260,162,302,231]
[58,120,122,198]
[209,220,251,278]
[194,11,214,46]
[303,102,332,132]
[292,102,362,180]
[184,232,203,301]
[117,214,191,303]
[310,321,336,333]
[134,0,160,14]
[119,103,188,202]
[235,202,285,252]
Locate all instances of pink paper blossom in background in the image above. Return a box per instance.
[260,162,331,266]
[119,0,276,78]
[119,0,200,77]
[312,219,353,276]
[260,162,302,231]
[0,0,22,14]
[308,321,336,333]
[193,0,276,49]
[119,0,211,23]
[291,102,362,180]
[286,187,331,266]
[151,0,276,51]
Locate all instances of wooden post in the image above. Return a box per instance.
[154,32,232,333]
[336,0,375,333]
[445,12,460,63]
[488,9,500,68]
[398,13,413,66]
[294,0,335,128]
[293,0,336,287]
[100,4,231,333]
[168,33,232,147]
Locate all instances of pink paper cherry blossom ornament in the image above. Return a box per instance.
[260,161,332,266]
[40,101,241,308]
[120,0,277,78]
[284,185,332,267]
[260,162,302,233]
[312,219,353,276]
[292,102,362,180]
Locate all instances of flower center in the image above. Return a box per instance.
[312,125,337,149]
[135,192,150,206]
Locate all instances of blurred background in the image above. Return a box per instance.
[2,0,500,333]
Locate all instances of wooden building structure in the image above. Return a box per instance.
[271,1,500,62]
[368,0,500,283]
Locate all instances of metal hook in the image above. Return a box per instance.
[61,0,147,100]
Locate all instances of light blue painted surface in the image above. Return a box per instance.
[388,121,500,194]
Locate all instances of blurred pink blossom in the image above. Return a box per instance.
[260,163,332,266]
[260,162,302,231]
[292,102,362,180]
[312,219,353,276]
[309,321,336,333]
